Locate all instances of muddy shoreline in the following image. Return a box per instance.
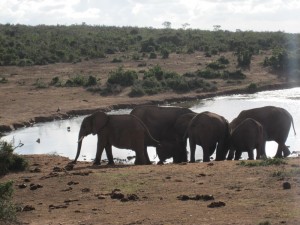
[1,81,300,134]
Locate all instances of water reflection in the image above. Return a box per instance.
[2,87,300,163]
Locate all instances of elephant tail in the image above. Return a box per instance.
[291,116,296,136]
[130,114,160,145]
[183,113,199,140]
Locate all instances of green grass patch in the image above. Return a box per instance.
[238,158,287,167]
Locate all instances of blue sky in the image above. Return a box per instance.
[1,0,299,33]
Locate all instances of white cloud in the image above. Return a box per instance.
[0,0,299,32]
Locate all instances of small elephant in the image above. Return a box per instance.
[227,118,264,160]
[186,111,230,162]
[73,111,159,165]
[230,106,296,158]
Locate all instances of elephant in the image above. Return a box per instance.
[73,111,159,165]
[227,118,264,160]
[130,105,194,164]
[230,106,296,158]
[156,112,197,163]
[185,111,230,162]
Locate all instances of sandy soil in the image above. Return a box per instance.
[1,155,300,225]
[1,52,300,224]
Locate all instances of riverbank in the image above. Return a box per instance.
[1,51,300,133]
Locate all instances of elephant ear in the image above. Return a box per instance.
[92,111,109,134]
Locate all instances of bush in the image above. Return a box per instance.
[129,83,145,97]
[206,62,226,70]
[111,58,122,63]
[0,181,16,223]
[144,65,164,80]
[65,74,86,87]
[0,77,8,84]
[247,83,257,93]
[161,48,169,59]
[217,56,230,65]
[107,67,138,87]
[34,78,48,88]
[85,75,98,86]
[149,52,157,59]
[238,158,286,167]
[222,70,246,80]
[197,69,221,79]
[0,140,28,176]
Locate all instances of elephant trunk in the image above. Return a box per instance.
[73,134,84,164]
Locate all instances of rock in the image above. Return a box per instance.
[29,184,43,190]
[67,181,79,186]
[23,205,35,211]
[283,182,291,190]
[23,178,31,182]
[127,194,139,201]
[177,195,190,201]
[65,163,74,171]
[193,194,214,201]
[81,188,90,193]
[207,201,226,208]
[111,191,125,200]
[18,184,27,189]
[53,166,63,172]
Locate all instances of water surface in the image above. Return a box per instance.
[3,87,300,163]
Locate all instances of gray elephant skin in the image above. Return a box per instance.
[230,106,296,158]
[73,111,159,165]
[186,111,230,162]
[130,105,194,164]
[227,118,264,160]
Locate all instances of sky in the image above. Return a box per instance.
[0,0,300,33]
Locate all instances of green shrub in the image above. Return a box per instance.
[197,69,221,79]
[149,52,157,59]
[217,56,230,65]
[111,58,122,63]
[161,48,169,59]
[0,77,8,84]
[0,181,16,223]
[85,75,98,86]
[129,83,145,97]
[222,70,246,80]
[65,74,86,87]
[247,83,257,93]
[206,62,226,70]
[144,65,164,80]
[107,67,138,87]
[165,77,189,92]
[100,83,122,96]
[238,158,286,167]
[34,78,48,88]
[0,140,28,176]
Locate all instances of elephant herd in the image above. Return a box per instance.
[72,105,296,165]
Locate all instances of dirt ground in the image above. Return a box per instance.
[1,52,300,224]
[2,155,300,225]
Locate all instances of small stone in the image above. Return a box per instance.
[18,184,27,189]
[207,201,226,208]
[24,178,31,182]
[81,188,90,193]
[23,205,35,211]
[177,195,190,201]
[283,182,291,190]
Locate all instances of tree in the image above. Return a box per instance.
[162,21,172,29]
[182,23,190,30]
[213,25,221,31]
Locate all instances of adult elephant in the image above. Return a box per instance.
[227,118,264,160]
[156,112,197,163]
[130,105,194,164]
[186,111,230,162]
[230,106,296,158]
[73,111,159,165]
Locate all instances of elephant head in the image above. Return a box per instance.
[73,111,109,163]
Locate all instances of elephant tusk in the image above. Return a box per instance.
[77,136,84,143]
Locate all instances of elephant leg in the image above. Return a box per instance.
[227,148,235,160]
[94,144,105,165]
[134,146,147,165]
[189,139,196,163]
[144,145,151,164]
[248,150,254,160]
[234,151,242,160]
[203,147,210,162]
[105,145,114,165]
[215,142,225,161]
